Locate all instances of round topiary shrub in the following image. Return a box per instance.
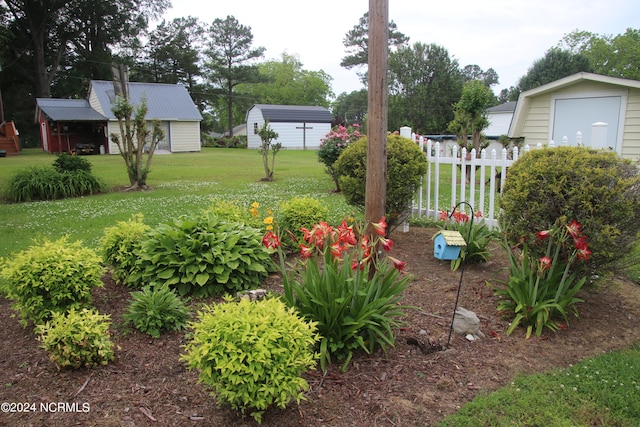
[499,146,640,269]
[334,134,428,232]
[0,236,104,326]
[181,297,319,423]
[277,196,329,249]
[99,213,149,286]
[36,307,115,369]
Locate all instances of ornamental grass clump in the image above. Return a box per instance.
[264,217,412,372]
[181,296,319,424]
[492,219,592,338]
[124,285,189,338]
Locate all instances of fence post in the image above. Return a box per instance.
[488,149,497,222]
[479,148,487,217]
[576,131,583,146]
[433,141,441,221]
[468,148,477,210]
[451,145,458,212]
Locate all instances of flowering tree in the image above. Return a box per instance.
[317,124,363,191]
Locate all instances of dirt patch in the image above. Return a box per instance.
[1,226,639,426]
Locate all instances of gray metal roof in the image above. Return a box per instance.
[251,104,332,123]
[36,98,107,121]
[90,80,203,121]
[486,101,516,114]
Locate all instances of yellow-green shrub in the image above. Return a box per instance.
[277,196,329,249]
[181,297,319,423]
[99,213,149,286]
[36,308,115,369]
[0,237,103,326]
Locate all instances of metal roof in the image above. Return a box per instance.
[90,80,203,121]
[36,98,107,121]
[251,104,332,123]
[486,101,516,114]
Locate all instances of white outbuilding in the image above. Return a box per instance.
[246,104,333,150]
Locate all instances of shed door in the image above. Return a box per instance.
[552,96,621,151]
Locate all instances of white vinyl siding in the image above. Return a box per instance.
[168,121,201,152]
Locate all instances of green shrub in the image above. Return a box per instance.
[181,297,319,423]
[5,166,106,202]
[277,197,329,249]
[128,212,274,297]
[0,236,104,326]
[500,147,640,270]
[99,213,149,286]
[36,308,115,369]
[123,286,189,338]
[53,153,92,173]
[334,134,428,232]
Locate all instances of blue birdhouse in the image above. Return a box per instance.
[433,230,467,260]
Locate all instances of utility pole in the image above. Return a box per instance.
[365,0,389,229]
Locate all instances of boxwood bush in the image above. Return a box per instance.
[36,308,115,369]
[0,236,104,326]
[99,213,150,286]
[334,134,428,233]
[181,297,319,423]
[499,146,640,270]
[128,212,275,297]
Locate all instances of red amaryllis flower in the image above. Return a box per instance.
[538,256,552,271]
[573,235,588,250]
[566,220,582,238]
[330,242,343,259]
[371,217,387,236]
[388,256,406,271]
[439,210,449,221]
[576,246,592,260]
[536,230,551,240]
[300,244,313,259]
[337,221,357,245]
[261,231,281,249]
[380,237,393,252]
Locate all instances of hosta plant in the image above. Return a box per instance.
[0,236,104,326]
[265,217,411,372]
[36,308,115,369]
[124,285,189,338]
[128,211,274,297]
[438,209,494,271]
[181,296,318,423]
[492,219,591,338]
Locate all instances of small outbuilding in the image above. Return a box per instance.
[246,104,332,150]
[36,80,202,154]
[508,72,640,159]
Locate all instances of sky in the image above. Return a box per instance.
[161,0,640,98]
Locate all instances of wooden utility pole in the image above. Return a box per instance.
[365,0,389,227]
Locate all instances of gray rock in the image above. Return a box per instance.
[453,306,485,339]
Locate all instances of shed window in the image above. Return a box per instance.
[254,123,258,134]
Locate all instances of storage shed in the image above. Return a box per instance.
[36,80,202,154]
[508,72,640,159]
[246,104,332,150]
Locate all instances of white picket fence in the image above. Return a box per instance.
[412,139,549,229]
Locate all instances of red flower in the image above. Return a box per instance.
[261,231,281,249]
[573,235,588,250]
[300,244,313,259]
[371,217,387,236]
[576,246,592,260]
[380,237,394,252]
[337,221,357,245]
[388,256,406,271]
[536,230,551,240]
[538,256,552,271]
[439,210,449,221]
[566,220,582,238]
[330,242,343,259]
